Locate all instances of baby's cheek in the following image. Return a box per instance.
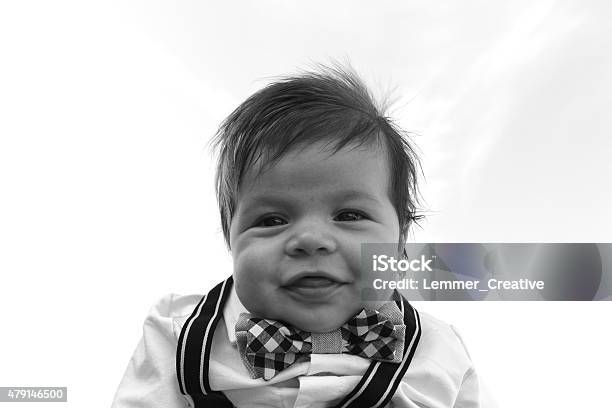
[234,247,276,282]
[233,248,279,314]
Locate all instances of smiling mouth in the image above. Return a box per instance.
[283,275,346,299]
[288,276,340,288]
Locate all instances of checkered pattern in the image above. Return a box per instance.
[341,309,397,360]
[237,309,402,380]
[241,317,312,380]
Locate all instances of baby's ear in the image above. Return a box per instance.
[395,242,408,260]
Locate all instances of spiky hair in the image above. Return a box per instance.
[212,65,422,248]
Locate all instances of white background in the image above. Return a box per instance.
[1,1,611,407]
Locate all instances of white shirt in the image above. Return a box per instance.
[112,288,496,407]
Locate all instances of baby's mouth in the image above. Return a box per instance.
[288,276,339,288]
[283,273,346,299]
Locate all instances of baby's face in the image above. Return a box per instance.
[229,140,400,332]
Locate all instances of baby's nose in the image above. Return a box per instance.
[285,226,338,256]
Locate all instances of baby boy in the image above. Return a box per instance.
[112,66,490,408]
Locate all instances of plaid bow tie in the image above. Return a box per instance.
[235,302,406,380]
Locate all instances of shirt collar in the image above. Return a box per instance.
[223,285,249,345]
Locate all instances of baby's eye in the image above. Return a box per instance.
[254,215,288,227]
[334,211,366,222]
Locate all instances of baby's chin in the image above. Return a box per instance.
[286,316,349,333]
[285,300,397,332]
[244,300,359,333]
[276,305,363,333]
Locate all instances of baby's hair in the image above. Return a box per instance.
[213,64,422,248]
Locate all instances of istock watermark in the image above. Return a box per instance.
[371,254,433,272]
[360,243,612,301]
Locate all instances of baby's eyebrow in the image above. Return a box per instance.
[333,189,383,204]
[236,194,296,217]
[240,193,292,207]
